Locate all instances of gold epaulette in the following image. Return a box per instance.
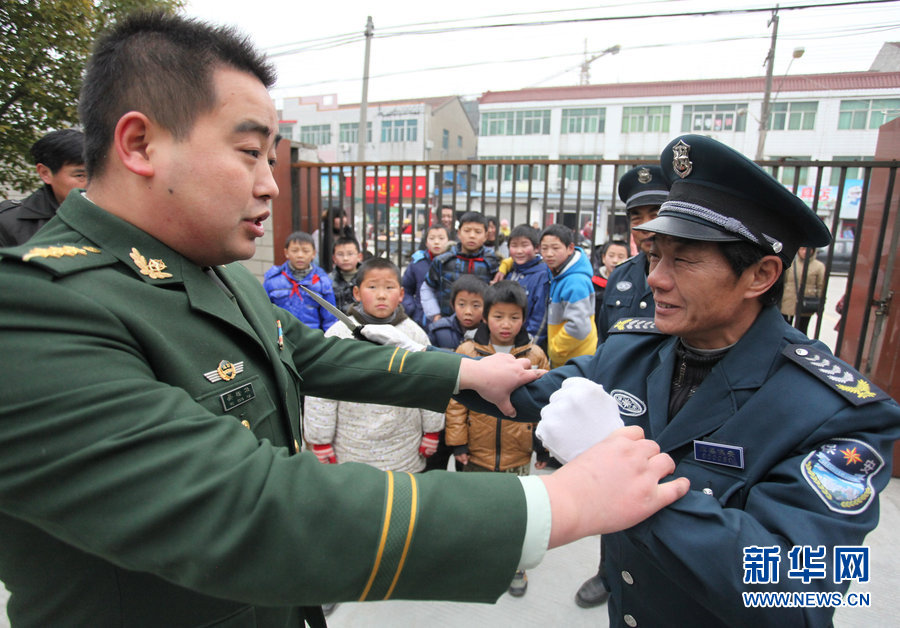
[783,344,890,406]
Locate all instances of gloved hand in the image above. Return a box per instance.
[535,377,624,464]
[419,432,440,457]
[311,443,337,464]
[360,324,425,352]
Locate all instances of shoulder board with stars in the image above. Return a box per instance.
[607,317,662,335]
[783,344,890,406]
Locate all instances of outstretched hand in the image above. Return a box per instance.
[540,426,689,548]
[457,353,545,417]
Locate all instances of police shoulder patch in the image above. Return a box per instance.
[608,317,661,334]
[783,344,889,406]
[801,438,883,515]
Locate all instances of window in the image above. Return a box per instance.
[768,101,817,131]
[560,155,603,182]
[829,156,874,186]
[457,135,463,148]
[480,110,551,135]
[278,123,296,141]
[380,119,418,143]
[838,99,900,130]
[482,156,548,182]
[621,106,670,133]
[299,124,331,145]
[682,103,747,132]
[561,108,606,134]
[767,156,811,188]
[338,122,372,143]
[442,129,449,150]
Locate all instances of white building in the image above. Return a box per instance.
[278,94,477,163]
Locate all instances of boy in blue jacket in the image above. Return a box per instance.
[505,224,550,347]
[402,224,450,328]
[263,231,338,331]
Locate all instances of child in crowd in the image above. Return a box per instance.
[427,274,486,350]
[444,281,550,597]
[540,224,598,368]
[505,224,550,347]
[263,231,338,331]
[329,236,363,313]
[402,224,450,327]
[303,257,443,473]
[420,212,499,324]
[591,240,630,333]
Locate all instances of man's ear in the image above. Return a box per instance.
[113,111,156,177]
[744,255,783,299]
[35,163,54,185]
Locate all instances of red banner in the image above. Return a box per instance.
[345,176,428,201]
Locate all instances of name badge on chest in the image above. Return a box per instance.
[694,440,744,469]
[220,383,255,412]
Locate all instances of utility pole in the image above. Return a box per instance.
[756,6,779,161]
[355,16,373,222]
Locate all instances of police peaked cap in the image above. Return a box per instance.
[635,134,832,265]
[618,165,669,211]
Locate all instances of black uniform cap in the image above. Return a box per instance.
[635,135,832,265]
[618,165,669,211]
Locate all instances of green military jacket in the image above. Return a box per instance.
[0,193,527,627]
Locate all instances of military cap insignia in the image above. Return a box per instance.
[802,438,883,515]
[637,167,652,184]
[608,317,661,334]
[672,139,693,179]
[783,345,889,406]
[23,244,101,261]
[130,247,173,279]
[203,360,245,383]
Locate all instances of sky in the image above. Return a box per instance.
[183,0,900,107]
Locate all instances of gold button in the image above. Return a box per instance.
[241,420,251,429]
[294,439,301,453]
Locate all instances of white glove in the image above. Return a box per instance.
[536,377,624,464]
[359,324,425,352]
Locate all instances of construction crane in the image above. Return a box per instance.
[530,42,620,87]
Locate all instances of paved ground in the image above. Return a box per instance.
[4,275,897,627]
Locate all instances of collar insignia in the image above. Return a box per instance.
[23,245,101,261]
[672,139,693,179]
[637,167,652,184]
[204,360,244,383]
[130,247,172,279]
[783,345,889,406]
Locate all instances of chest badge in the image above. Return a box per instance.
[130,247,173,279]
[204,360,245,383]
[694,440,745,469]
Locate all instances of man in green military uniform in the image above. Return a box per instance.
[0,12,688,627]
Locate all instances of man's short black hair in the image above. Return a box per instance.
[509,224,539,247]
[540,223,574,247]
[284,231,314,249]
[450,274,487,304]
[484,280,527,317]
[79,11,276,178]
[355,256,401,285]
[333,237,360,253]
[717,240,785,307]
[457,211,487,229]
[30,129,85,173]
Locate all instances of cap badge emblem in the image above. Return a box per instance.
[130,247,173,279]
[672,139,693,179]
[637,167,652,184]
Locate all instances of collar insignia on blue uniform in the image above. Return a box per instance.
[204,360,244,383]
[637,167,652,184]
[672,139,693,179]
[783,345,889,406]
[608,317,660,334]
[801,438,883,515]
[130,247,173,279]
[22,244,101,261]
[615,281,633,291]
[694,440,744,469]
[610,389,647,417]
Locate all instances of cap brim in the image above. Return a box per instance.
[634,214,743,242]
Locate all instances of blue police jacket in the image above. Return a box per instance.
[596,251,654,340]
[465,305,900,627]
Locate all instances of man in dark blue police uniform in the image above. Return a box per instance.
[595,165,669,341]
[468,134,900,626]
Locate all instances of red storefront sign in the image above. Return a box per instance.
[345,176,428,201]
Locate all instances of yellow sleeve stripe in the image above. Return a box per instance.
[385,472,418,599]
[387,347,401,372]
[398,349,409,373]
[359,471,395,601]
